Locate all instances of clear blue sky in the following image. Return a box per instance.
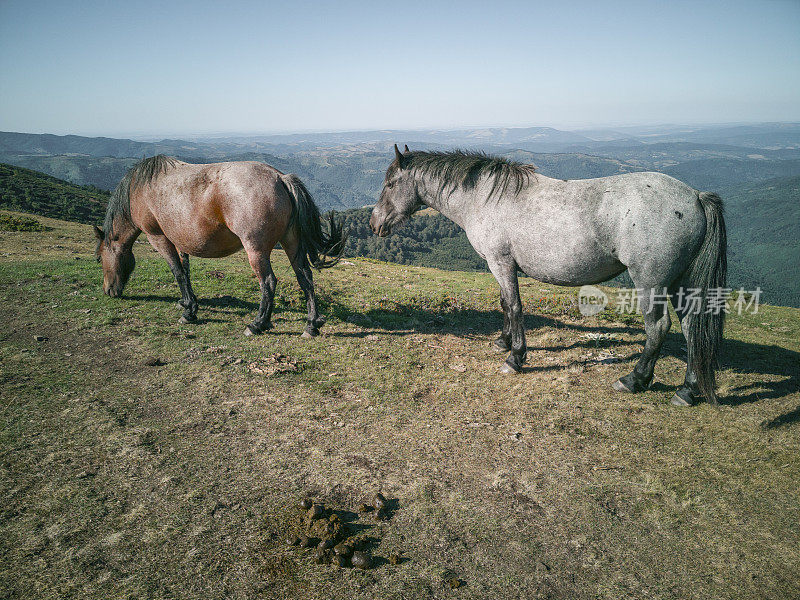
[1,0,798,136]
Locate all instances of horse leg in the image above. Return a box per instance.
[243,248,277,336]
[147,234,198,324]
[669,300,701,406]
[488,259,526,374]
[178,252,199,322]
[493,296,512,352]
[613,286,671,393]
[286,242,324,338]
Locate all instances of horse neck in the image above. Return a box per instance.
[109,212,141,248]
[416,172,475,229]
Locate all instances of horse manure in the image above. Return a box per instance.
[299,498,312,510]
[334,554,349,568]
[308,504,324,520]
[333,543,353,558]
[286,535,300,547]
[351,551,371,570]
[373,493,387,511]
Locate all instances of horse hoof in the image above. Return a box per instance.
[178,315,196,325]
[244,325,258,337]
[300,330,318,339]
[670,394,693,407]
[612,378,635,393]
[670,388,696,407]
[500,362,521,375]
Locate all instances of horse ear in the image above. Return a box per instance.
[404,144,410,153]
[93,225,104,240]
[394,144,408,168]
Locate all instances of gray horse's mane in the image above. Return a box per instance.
[391,149,536,199]
[103,155,177,235]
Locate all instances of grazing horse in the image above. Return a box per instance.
[371,145,727,406]
[94,155,345,338]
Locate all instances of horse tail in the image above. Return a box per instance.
[683,191,727,404]
[279,173,347,269]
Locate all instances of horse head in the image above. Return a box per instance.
[94,224,135,297]
[370,144,421,237]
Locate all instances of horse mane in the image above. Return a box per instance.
[390,149,536,199]
[103,155,177,235]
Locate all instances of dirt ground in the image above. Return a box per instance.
[1,213,799,599]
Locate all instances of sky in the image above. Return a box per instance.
[1,0,798,136]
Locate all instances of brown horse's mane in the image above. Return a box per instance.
[388,149,536,199]
[103,155,177,235]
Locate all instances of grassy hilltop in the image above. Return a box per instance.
[0,213,798,599]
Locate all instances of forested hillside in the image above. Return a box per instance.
[722,176,800,307]
[342,209,487,272]
[0,163,108,224]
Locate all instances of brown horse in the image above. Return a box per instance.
[94,155,345,337]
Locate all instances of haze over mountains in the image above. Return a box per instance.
[1,123,798,306]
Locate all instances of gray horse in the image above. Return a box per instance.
[370,145,726,406]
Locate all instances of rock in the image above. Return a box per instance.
[143,357,164,367]
[299,498,312,510]
[286,535,300,547]
[34,335,48,342]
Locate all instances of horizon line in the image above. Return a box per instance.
[2,119,799,142]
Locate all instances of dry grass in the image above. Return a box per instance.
[0,212,798,599]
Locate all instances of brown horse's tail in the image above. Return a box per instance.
[279,173,347,269]
[683,191,727,404]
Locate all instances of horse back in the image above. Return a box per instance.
[476,172,705,286]
[131,161,294,258]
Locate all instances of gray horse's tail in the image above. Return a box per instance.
[683,191,727,404]
[279,173,347,269]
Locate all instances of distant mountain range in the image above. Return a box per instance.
[1,123,798,206]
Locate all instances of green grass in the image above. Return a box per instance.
[1,213,798,599]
